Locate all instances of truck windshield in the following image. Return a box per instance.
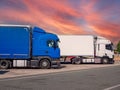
[56,40,59,48]
[106,44,114,51]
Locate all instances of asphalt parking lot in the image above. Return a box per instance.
[0,62,120,90]
[0,61,120,79]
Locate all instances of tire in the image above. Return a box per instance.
[71,58,81,64]
[102,58,109,64]
[40,59,51,69]
[74,58,81,64]
[0,60,9,69]
[71,58,75,64]
[110,60,114,64]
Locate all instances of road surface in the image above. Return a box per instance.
[0,65,120,90]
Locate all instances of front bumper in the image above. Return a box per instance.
[110,55,115,64]
[109,58,114,64]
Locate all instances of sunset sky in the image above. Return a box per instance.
[0,0,120,44]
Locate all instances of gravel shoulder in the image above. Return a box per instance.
[0,62,120,79]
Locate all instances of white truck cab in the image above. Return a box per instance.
[95,36,114,63]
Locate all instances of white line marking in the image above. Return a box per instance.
[104,84,120,90]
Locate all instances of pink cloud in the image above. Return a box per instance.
[0,0,120,44]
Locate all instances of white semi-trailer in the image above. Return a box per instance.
[58,35,114,64]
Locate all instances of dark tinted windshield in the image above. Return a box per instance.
[106,44,113,51]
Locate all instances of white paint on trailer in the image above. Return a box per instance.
[58,35,94,56]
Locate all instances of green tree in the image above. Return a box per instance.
[116,41,120,54]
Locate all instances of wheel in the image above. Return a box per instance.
[74,58,81,64]
[0,60,9,69]
[102,58,109,64]
[71,58,75,64]
[40,59,51,69]
[71,58,81,64]
[110,60,114,64]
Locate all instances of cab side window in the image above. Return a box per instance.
[47,40,54,48]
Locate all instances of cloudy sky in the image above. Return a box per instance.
[0,0,120,44]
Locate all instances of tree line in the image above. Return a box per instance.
[115,41,120,54]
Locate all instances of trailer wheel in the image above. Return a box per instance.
[71,58,81,64]
[40,59,51,69]
[0,60,9,69]
[102,58,109,64]
[75,58,81,64]
[71,58,75,64]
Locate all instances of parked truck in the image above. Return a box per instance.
[0,25,60,69]
[58,35,114,64]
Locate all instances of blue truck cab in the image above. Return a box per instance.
[0,25,60,69]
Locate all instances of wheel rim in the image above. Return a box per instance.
[42,61,48,67]
[74,58,81,64]
[0,60,9,69]
[103,58,108,64]
[1,62,7,66]
[75,60,81,64]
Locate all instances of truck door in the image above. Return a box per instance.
[96,43,114,59]
[105,44,114,59]
[47,40,60,58]
[96,43,106,57]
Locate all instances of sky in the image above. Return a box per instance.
[0,0,120,45]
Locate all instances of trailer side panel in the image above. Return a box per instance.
[0,26,31,59]
[58,35,94,56]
